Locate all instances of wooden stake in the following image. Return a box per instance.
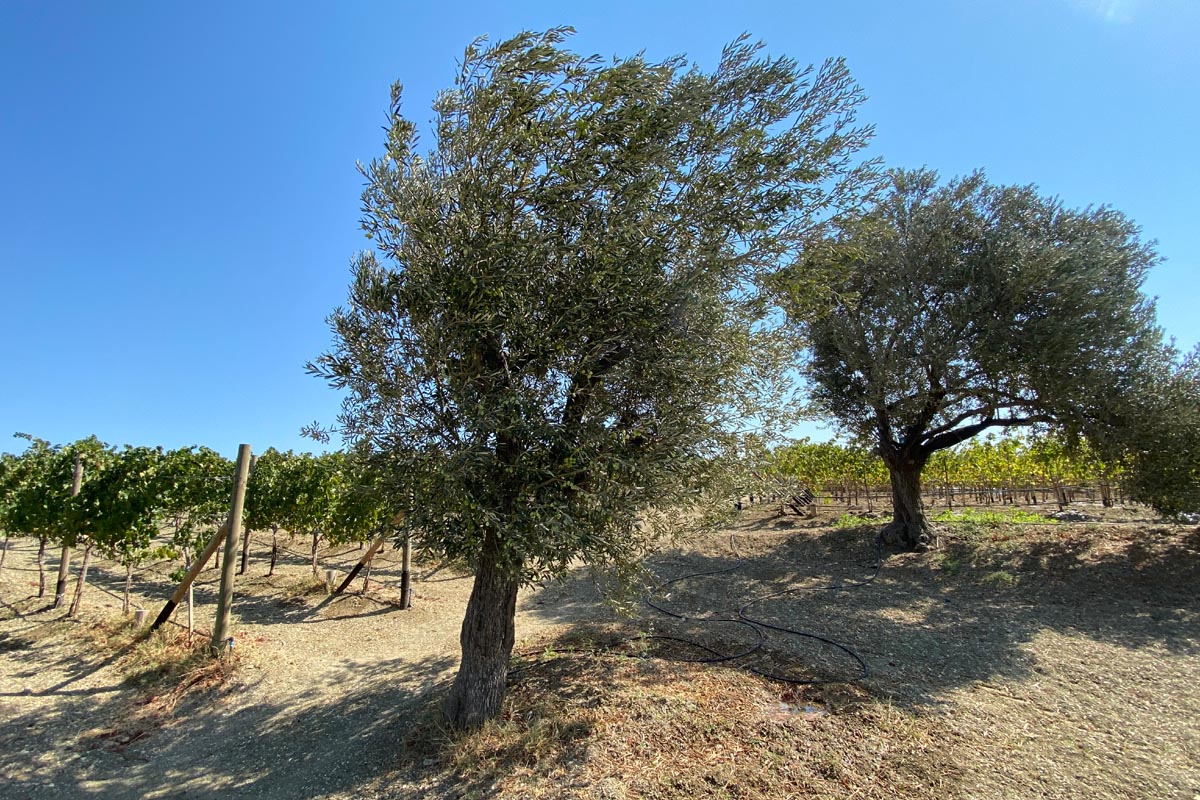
[53,454,83,608]
[150,520,230,632]
[211,444,252,655]
[331,535,387,596]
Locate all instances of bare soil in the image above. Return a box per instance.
[0,503,1197,799]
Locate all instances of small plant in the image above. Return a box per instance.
[834,513,876,529]
[932,552,962,574]
[280,574,329,600]
[981,570,1017,587]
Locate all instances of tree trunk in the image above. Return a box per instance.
[53,544,72,608]
[268,527,278,577]
[443,531,520,730]
[881,456,935,551]
[68,544,92,618]
[361,553,374,593]
[310,530,319,577]
[36,537,47,597]
[0,532,9,575]
[239,525,251,575]
[124,563,132,614]
[400,532,413,609]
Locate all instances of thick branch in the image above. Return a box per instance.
[923,413,1055,453]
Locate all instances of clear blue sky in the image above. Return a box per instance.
[2,0,1196,458]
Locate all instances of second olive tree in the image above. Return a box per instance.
[782,169,1170,550]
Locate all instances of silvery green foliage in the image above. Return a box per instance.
[784,169,1195,524]
[311,29,875,583]
[1109,346,1200,516]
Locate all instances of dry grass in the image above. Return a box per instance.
[381,506,1200,800]
[397,640,963,800]
[3,506,1197,799]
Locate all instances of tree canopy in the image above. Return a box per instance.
[781,168,1170,549]
[310,28,875,729]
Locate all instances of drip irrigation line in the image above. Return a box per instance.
[640,530,882,685]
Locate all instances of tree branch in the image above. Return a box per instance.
[923,413,1056,453]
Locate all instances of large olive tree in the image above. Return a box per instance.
[783,168,1166,550]
[310,29,874,729]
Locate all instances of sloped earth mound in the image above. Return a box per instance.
[1,509,1197,799]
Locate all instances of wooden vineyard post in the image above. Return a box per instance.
[150,445,256,634]
[52,454,83,609]
[211,444,252,655]
[331,535,388,596]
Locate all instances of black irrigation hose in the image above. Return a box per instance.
[640,530,882,685]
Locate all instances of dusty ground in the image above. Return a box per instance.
[0,503,1197,799]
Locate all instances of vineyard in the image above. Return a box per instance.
[0,430,1143,628]
[0,438,406,629]
[0,426,1172,642]
[766,433,1125,512]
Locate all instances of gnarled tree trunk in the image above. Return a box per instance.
[880,451,935,551]
[444,530,520,730]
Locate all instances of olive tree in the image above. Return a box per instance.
[310,29,874,729]
[781,168,1168,550]
[1108,346,1200,517]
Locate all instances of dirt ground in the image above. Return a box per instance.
[0,503,1197,799]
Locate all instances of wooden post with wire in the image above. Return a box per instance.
[150,444,254,634]
[52,454,83,608]
[210,444,252,655]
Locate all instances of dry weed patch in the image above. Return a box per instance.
[403,638,962,800]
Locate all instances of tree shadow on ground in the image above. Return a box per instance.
[0,650,460,800]
[524,514,1200,711]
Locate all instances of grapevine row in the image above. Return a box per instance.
[766,432,1125,510]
